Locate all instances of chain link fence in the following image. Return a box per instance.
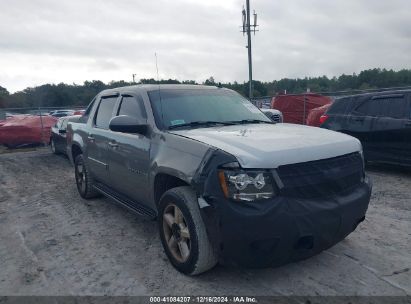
[0,106,85,117]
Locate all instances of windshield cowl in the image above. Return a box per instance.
[167,119,274,130]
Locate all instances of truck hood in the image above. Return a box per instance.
[170,123,362,168]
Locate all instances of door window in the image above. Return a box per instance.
[118,96,146,119]
[355,99,381,117]
[94,96,118,129]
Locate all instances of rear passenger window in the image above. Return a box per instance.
[95,96,118,129]
[80,97,96,123]
[327,98,350,115]
[376,96,406,119]
[118,96,146,119]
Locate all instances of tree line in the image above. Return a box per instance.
[1,68,411,109]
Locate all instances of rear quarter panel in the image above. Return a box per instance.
[67,122,88,165]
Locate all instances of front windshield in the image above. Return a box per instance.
[148,88,271,129]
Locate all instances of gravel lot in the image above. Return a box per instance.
[0,149,410,296]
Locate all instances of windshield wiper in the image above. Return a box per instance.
[227,119,275,125]
[168,121,235,130]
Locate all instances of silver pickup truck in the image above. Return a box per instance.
[67,84,372,275]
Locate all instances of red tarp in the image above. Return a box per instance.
[271,93,332,124]
[0,115,57,147]
[306,103,332,127]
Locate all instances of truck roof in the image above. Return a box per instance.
[100,84,222,96]
[335,89,411,101]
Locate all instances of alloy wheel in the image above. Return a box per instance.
[163,204,191,263]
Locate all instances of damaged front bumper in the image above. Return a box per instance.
[200,177,372,268]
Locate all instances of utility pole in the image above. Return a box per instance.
[241,0,258,100]
[132,74,136,83]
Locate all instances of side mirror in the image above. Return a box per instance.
[59,129,66,134]
[109,115,148,134]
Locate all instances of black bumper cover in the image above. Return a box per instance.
[201,177,372,268]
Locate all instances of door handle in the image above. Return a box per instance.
[354,118,364,122]
[87,135,95,142]
[108,142,119,148]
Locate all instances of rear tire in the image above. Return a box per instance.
[158,186,218,275]
[74,154,100,199]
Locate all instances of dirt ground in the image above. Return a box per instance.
[0,149,410,296]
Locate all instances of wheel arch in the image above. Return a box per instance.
[71,144,83,163]
[153,172,191,208]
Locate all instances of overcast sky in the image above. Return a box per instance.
[0,0,410,92]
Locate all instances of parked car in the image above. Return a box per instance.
[261,109,283,123]
[50,110,75,118]
[50,115,81,155]
[321,90,411,166]
[73,109,85,116]
[5,112,16,118]
[67,85,371,275]
[0,115,57,148]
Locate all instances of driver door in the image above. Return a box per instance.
[106,93,151,206]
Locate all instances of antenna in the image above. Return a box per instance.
[155,52,160,83]
[155,52,165,126]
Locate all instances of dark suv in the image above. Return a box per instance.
[321,90,411,166]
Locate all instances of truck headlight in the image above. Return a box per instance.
[218,170,276,202]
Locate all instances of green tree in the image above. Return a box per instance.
[0,86,9,108]
[204,77,216,86]
[1,68,411,108]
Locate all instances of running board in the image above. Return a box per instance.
[93,183,157,220]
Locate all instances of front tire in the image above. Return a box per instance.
[158,186,218,275]
[74,154,100,199]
